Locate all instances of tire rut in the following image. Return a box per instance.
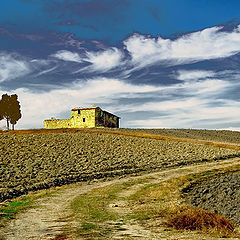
[2,157,240,240]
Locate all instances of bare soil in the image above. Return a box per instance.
[1,128,240,239]
[1,158,240,240]
[183,170,240,225]
[1,131,237,203]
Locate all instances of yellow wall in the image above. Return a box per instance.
[44,107,119,129]
[44,118,74,129]
[44,108,96,129]
[71,109,96,128]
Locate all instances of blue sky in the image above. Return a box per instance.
[1,0,240,129]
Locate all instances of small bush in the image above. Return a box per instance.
[167,205,235,237]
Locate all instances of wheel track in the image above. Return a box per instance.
[2,157,240,240]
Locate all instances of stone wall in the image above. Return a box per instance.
[44,108,96,129]
[95,108,119,128]
[44,118,73,129]
[71,108,96,128]
[44,107,119,129]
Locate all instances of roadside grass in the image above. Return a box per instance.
[0,197,32,221]
[0,187,58,227]
[71,180,142,238]
[0,195,35,240]
[128,170,239,238]
[186,163,240,183]
[71,166,240,239]
[167,205,235,236]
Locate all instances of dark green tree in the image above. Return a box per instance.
[0,94,21,130]
[9,94,21,130]
[0,99,3,122]
[0,94,11,130]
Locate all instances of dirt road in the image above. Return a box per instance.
[2,157,240,240]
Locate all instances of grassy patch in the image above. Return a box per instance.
[71,166,240,239]
[186,163,240,183]
[126,172,238,238]
[0,197,31,220]
[71,181,137,238]
[0,187,58,228]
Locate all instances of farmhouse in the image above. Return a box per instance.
[44,106,120,129]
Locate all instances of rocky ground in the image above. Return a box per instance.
[183,170,240,225]
[1,131,238,203]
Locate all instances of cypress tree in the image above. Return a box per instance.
[0,94,21,130]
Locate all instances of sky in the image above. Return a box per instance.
[1,0,240,130]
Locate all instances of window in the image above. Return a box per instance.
[83,118,85,122]
[78,110,81,114]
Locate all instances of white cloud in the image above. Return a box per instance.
[176,70,216,81]
[0,75,239,130]
[52,50,82,63]
[0,53,30,82]
[83,48,123,72]
[0,78,163,129]
[128,99,240,129]
[34,66,58,77]
[218,127,240,132]
[124,25,240,68]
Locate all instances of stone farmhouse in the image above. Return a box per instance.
[44,106,120,129]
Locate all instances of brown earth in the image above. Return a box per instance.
[183,170,240,225]
[1,130,238,203]
[1,128,240,239]
[1,158,240,240]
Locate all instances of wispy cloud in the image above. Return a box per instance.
[128,99,240,129]
[175,70,216,81]
[1,69,234,129]
[0,77,163,129]
[52,50,82,63]
[34,66,58,77]
[0,53,31,83]
[78,48,123,73]
[124,25,240,68]
[2,24,240,130]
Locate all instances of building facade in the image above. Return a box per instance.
[44,106,120,129]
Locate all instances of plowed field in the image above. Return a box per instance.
[0,131,239,202]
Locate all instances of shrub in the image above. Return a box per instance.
[167,205,236,237]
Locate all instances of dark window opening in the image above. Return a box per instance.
[78,110,81,114]
[83,118,85,122]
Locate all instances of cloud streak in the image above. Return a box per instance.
[0,53,31,83]
[52,50,82,63]
[123,25,240,68]
[2,24,240,130]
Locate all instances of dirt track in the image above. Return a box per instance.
[2,157,240,240]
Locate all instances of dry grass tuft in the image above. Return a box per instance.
[167,205,236,237]
[52,234,68,240]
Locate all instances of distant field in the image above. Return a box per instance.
[0,130,239,202]
[112,128,240,144]
[2,128,240,143]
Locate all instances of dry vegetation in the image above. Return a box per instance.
[167,205,235,234]
[0,130,239,203]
